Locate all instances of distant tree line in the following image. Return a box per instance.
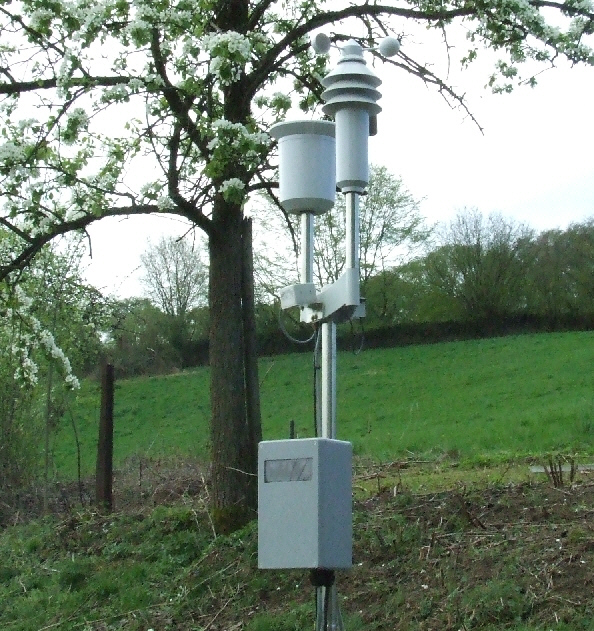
[105,208,594,377]
[364,209,594,329]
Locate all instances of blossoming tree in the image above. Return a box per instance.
[0,230,105,493]
[1,0,593,529]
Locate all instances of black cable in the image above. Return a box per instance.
[313,324,321,437]
[349,316,365,355]
[278,306,316,344]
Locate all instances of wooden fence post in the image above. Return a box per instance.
[96,362,114,511]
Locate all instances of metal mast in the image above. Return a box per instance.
[261,34,400,631]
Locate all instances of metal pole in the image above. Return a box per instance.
[321,321,336,440]
[345,191,360,272]
[318,318,342,630]
[316,119,363,631]
[301,212,315,284]
[316,584,345,631]
[317,171,361,631]
[316,583,344,631]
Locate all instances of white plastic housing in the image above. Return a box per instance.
[321,40,382,193]
[316,268,361,323]
[279,283,317,310]
[270,120,336,214]
[335,108,369,192]
[258,438,352,570]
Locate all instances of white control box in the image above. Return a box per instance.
[258,438,352,570]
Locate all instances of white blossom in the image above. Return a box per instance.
[127,78,145,92]
[14,285,32,309]
[200,31,252,85]
[0,141,26,163]
[219,178,246,202]
[201,32,251,60]
[101,85,130,103]
[2,284,81,390]
[157,195,175,211]
[28,8,54,31]
[219,178,245,193]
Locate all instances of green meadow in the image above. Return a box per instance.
[5,330,594,631]
[53,330,594,478]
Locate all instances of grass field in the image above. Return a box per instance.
[5,330,594,631]
[53,331,594,479]
[4,479,594,630]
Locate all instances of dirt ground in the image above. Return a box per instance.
[3,459,594,630]
[342,466,594,629]
[249,460,594,630]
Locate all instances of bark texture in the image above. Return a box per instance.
[209,201,259,532]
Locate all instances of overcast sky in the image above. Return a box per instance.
[376,55,594,233]
[83,39,594,299]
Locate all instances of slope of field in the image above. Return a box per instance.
[2,462,594,630]
[53,331,594,479]
[6,331,594,630]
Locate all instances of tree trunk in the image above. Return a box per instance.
[209,200,260,533]
[206,23,259,532]
[242,217,262,467]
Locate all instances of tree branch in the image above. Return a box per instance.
[378,50,484,134]
[149,28,207,155]
[247,0,276,31]
[248,4,476,91]
[165,122,213,235]
[0,75,132,95]
[0,204,160,281]
[0,216,34,243]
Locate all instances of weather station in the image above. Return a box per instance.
[258,33,401,630]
